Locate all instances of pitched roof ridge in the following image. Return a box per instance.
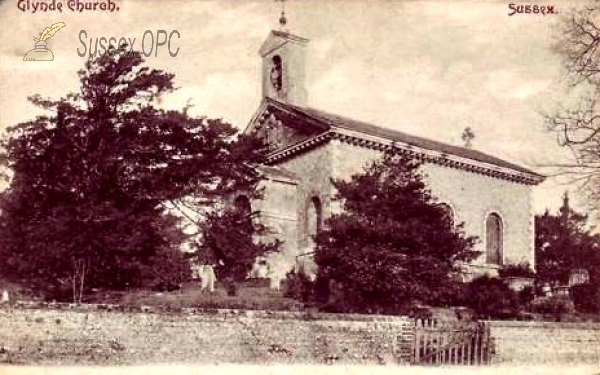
[266,98,543,179]
[265,97,333,126]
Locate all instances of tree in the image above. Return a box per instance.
[535,193,600,288]
[314,153,479,314]
[0,47,267,301]
[544,3,600,212]
[195,205,281,295]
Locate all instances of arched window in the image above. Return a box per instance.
[234,195,252,228]
[439,203,454,228]
[486,213,503,265]
[307,196,322,248]
[270,55,283,91]
[234,195,251,215]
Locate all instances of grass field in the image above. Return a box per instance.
[85,281,306,312]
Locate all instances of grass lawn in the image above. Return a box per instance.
[85,281,306,312]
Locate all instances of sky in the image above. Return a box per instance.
[0,0,594,218]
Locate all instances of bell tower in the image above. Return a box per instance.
[259,12,309,106]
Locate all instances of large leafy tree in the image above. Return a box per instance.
[314,153,479,314]
[535,193,600,287]
[0,48,267,301]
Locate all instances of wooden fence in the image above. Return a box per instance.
[411,319,494,365]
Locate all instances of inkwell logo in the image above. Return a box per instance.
[23,22,66,61]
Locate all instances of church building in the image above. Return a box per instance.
[241,25,545,284]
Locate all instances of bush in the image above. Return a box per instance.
[518,285,535,305]
[138,247,193,292]
[570,283,600,313]
[427,282,468,308]
[313,277,358,314]
[283,269,315,303]
[529,295,575,318]
[498,262,535,279]
[463,275,520,319]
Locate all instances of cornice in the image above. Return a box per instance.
[266,129,545,186]
[266,132,333,163]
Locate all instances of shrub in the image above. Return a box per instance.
[570,283,600,313]
[283,269,315,303]
[529,295,575,318]
[138,247,193,292]
[313,277,357,314]
[427,282,468,308]
[407,305,434,320]
[518,285,536,305]
[498,262,535,279]
[463,275,520,319]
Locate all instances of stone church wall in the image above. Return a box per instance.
[329,139,535,272]
[421,162,534,270]
[257,138,535,280]
[274,143,334,250]
[252,177,299,280]
[254,143,334,278]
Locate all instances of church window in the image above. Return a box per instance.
[486,213,503,265]
[234,195,252,227]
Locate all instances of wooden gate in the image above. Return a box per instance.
[411,319,494,365]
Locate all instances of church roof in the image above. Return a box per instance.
[280,100,536,175]
[258,97,545,185]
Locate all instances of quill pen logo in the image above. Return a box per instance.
[24,22,66,61]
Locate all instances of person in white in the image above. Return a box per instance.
[193,264,216,293]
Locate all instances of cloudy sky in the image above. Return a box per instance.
[0,0,592,216]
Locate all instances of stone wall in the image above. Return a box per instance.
[488,320,600,364]
[1,306,600,365]
[0,305,412,365]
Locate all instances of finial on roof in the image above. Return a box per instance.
[461,126,475,149]
[559,191,571,221]
[562,191,570,211]
[275,0,287,29]
[279,11,287,28]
